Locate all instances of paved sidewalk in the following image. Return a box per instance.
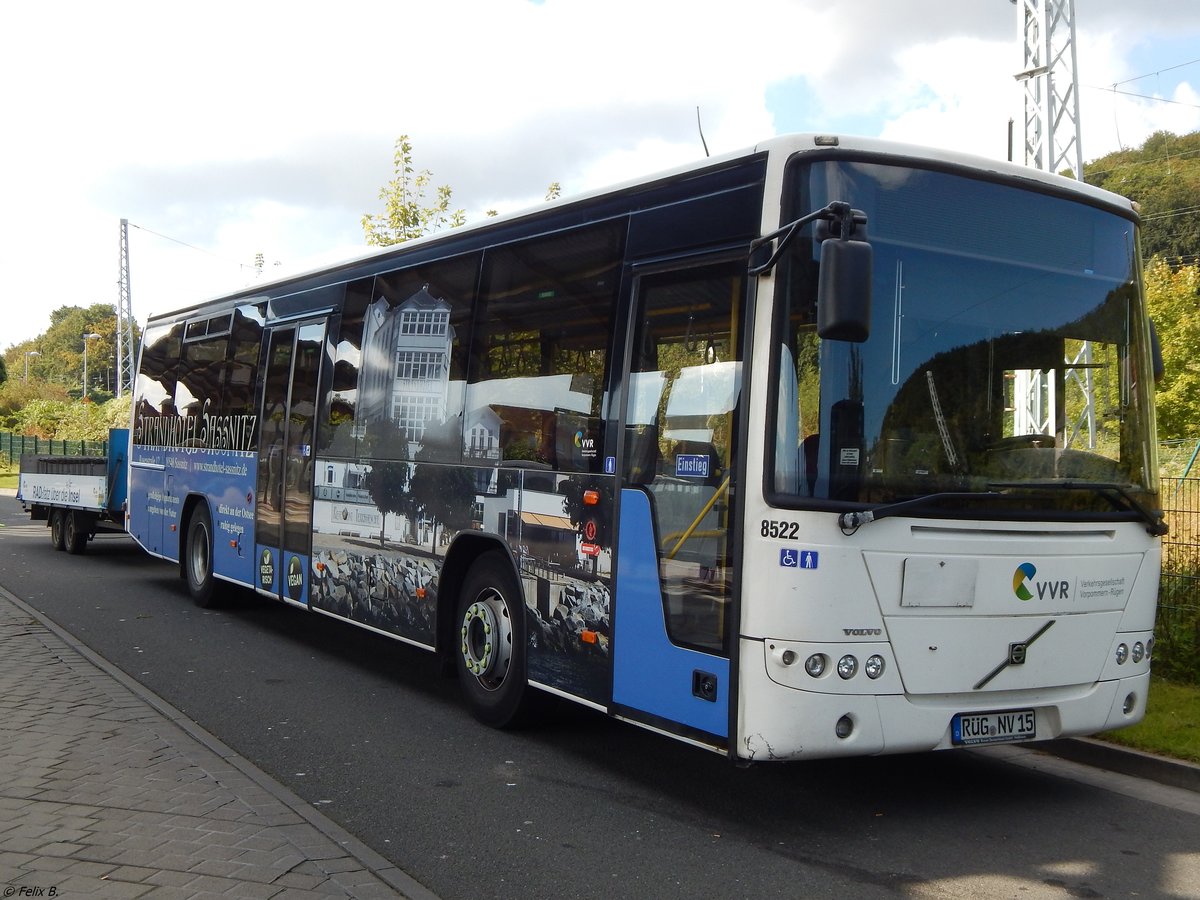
[0,587,434,900]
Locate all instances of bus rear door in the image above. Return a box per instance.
[255,319,326,606]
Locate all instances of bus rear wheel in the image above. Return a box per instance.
[456,551,529,728]
[185,504,218,608]
[49,510,66,551]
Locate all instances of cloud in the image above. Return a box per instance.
[2,0,1198,350]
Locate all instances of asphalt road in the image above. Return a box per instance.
[2,496,1199,900]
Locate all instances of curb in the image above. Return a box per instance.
[0,584,441,900]
[1036,736,1200,794]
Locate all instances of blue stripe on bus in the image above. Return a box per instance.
[612,488,728,738]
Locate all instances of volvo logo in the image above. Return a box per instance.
[974,620,1055,690]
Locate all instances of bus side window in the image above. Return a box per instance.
[467,221,623,473]
[132,322,184,444]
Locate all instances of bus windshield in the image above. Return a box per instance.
[773,158,1158,515]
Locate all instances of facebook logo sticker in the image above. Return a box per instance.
[781,549,819,569]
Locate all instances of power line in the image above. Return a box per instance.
[1085,84,1200,110]
[1110,57,1200,89]
[127,222,252,271]
[1084,146,1200,179]
[1141,204,1200,223]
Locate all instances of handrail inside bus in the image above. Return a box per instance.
[664,475,730,560]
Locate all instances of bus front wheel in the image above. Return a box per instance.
[455,552,529,728]
[185,504,217,608]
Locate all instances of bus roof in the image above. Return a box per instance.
[144,133,1137,327]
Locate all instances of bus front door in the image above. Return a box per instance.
[612,260,745,749]
[255,319,326,607]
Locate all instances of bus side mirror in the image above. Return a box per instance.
[817,237,872,343]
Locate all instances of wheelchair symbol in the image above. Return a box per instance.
[781,548,818,569]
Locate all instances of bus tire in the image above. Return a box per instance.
[455,551,529,728]
[185,504,218,608]
[64,511,88,555]
[49,510,67,551]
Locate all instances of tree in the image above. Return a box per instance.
[4,303,119,397]
[407,417,477,553]
[1145,259,1200,440]
[362,418,412,548]
[361,136,466,247]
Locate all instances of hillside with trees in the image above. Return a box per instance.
[1085,130,1200,444]
[1086,130,1200,266]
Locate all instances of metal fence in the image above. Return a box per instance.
[0,432,109,467]
[1159,477,1200,683]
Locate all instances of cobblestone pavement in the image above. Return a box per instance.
[0,587,433,900]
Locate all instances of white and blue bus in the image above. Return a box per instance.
[128,134,1163,761]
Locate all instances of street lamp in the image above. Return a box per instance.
[82,332,101,399]
[24,350,41,380]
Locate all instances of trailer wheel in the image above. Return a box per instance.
[64,511,88,555]
[455,551,529,728]
[185,504,218,608]
[49,510,67,551]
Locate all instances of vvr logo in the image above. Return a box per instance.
[574,431,595,452]
[1012,562,1070,602]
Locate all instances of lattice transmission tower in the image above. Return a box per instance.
[1011,0,1095,446]
[1014,0,1084,179]
[115,218,136,398]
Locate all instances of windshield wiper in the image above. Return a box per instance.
[838,492,1002,532]
[986,480,1168,536]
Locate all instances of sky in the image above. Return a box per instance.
[2,0,1198,352]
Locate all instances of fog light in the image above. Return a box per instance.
[1131,642,1145,664]
[835,715,854,739]
[1115,643,1129,665]
[864,655,885,680]
[804,654,827,677]
[837,655,858,680]
[1123,692,1137,715]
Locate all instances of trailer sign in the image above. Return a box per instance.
[18,473,107,509]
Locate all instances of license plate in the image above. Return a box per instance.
[951,709,1036,746]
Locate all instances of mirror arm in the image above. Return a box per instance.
[749,201,862,276]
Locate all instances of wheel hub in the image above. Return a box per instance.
[460,594,513,689]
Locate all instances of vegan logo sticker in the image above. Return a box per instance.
[260,548,274,590]
[287,555,304,601]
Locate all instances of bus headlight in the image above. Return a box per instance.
[1115,643,1129,665]
[804,654,827,677]
[837,655,858,679]
[1131,642,1145,664]
[864,655,885,680]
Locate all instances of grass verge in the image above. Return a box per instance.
[1100,676,1200,764]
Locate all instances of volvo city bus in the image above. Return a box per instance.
[127,134,1164,761]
